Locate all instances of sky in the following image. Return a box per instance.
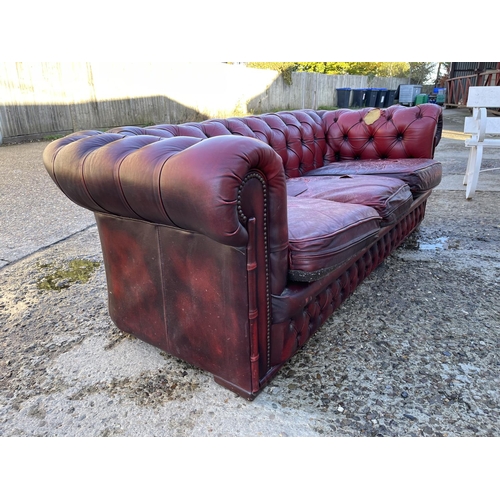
[2,4,494,63]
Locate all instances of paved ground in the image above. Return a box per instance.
[0,108,499,437]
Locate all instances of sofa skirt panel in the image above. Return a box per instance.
[95,213,266,398]
[95,213,169,351]
[268,194,429,368]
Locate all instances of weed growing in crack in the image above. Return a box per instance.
[36,259,100,291]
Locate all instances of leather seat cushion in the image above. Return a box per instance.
[287,197,381,282]
[286,174,413,226]
[305,158,442,195]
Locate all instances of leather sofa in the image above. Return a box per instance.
[43,103,443,399]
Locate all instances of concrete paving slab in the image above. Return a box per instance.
[0,141,95,268]
[435,173,500,191]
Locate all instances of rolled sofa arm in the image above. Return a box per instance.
[43,132,288,248]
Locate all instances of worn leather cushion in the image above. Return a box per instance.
[305,158,442,195]
[286,174,413,226]
[287,197,381,282]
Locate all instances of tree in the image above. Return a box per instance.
[407,62,437,85]
[245,62,437,85]
[434,62,451,86]
[244,62,296,84]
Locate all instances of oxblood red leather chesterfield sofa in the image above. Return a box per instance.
[43,103,443,399]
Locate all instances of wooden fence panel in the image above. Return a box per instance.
[0,62,408,143]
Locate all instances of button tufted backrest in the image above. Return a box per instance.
[110,109,328,178]
[319,104,442,162]
[109,104,442,177]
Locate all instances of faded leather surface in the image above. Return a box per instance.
[96,212,257,394]
[286,174,413,225]
[287,197,381,281]
[158,226,255,392]
[305,158,442,195]
[96,213,168,351]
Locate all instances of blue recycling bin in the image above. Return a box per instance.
[336,88,351,108]
[351,88,366,107]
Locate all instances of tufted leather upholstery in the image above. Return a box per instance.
[44,133,286,244]
[109,104,442,178]
[320,105,442,161]
[109,109,328,178]
[43,104,443,399]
